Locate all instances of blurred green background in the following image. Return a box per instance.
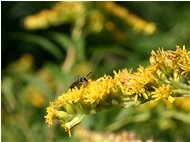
[2,1,190,142]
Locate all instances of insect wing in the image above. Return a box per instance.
[69,71,92,90]
[69,81,78,89]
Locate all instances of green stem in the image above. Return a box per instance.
[169,79,190,90]
[173,89,190,97]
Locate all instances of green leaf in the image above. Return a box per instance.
[48,32,75,50]
[11,33,63,61]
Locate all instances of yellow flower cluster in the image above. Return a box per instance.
[101,2,157,35]
[150,46,190,80]
[152,85,174,103]
[24,2,86,30]
[24,2,156,35]
[45,46,190,136]
[114,66,156,102]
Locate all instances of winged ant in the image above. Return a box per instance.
[69,71,92,90]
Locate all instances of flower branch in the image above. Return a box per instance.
[45,45,190,137]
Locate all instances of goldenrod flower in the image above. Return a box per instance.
[26,85,46,107]
[150,45,190,79]
[101,2,157,35]
[45,46,190,136]
[24,2,86,30]
[24,2,156,36]
[152,85,175,103]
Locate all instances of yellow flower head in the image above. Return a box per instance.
[152,85,175,103]
[150,45,190,79]
[114,66,156,100]
[44,102,57,126]
[24,2,86,30]
[176,46,190,76]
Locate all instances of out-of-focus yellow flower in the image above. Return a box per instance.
[24,1,156,36]
[45,46,190,136]
[175,97,190,112]
[8,54,34,73]
[74,126,153,142]
[17,54,34,71]
[101,2,157,35]
[87,10,105,33]
[38,68,57,91]
[158,118,176,130]
[26,85,46,107]
[24,9,58,30]
[105,21,115,31]
[24,2,86,30]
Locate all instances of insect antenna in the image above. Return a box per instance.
[86,71,92,77]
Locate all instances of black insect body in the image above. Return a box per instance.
[69,71,92,90]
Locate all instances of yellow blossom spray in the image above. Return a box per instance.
[45,46,190,137]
